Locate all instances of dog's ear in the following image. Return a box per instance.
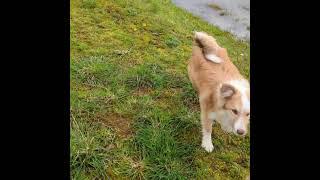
[221,84,235,98]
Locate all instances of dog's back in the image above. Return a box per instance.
[187,32,243,95]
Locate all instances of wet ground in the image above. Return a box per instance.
[172,0,250,41]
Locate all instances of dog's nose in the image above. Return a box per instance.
[237,129,245,135]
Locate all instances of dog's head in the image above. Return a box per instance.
[218,80,250,136]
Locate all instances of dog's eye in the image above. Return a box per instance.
[247,113,250,117]
[231,109,238,115]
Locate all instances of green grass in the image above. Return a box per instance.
[71,0,250,179]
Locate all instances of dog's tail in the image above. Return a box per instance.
[194,32,223,63]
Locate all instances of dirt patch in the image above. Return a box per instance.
[98,113,133,139]
[132,87,152,96]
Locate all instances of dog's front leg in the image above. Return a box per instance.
[200,98,214,152]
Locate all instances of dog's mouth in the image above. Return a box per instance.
[222,127,246,136]
[233,129,247,136]
[217,118,248,136]
[221,124,233,133]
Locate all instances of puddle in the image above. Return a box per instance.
[172,0,250,41]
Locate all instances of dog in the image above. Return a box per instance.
[187,32,250,152]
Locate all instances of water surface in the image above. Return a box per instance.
[172,0,250,41]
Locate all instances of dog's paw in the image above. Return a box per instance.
[201,140,214,152]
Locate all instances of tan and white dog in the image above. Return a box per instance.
[187,32,250,152]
